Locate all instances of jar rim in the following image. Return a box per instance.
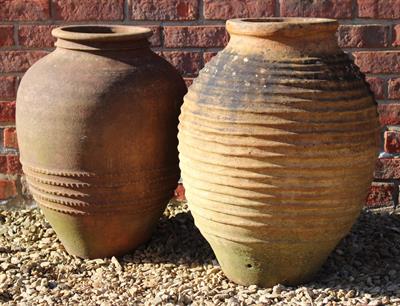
[52,25,153,42]
[226,17,338,38]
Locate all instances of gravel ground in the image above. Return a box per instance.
[0,201,400,305]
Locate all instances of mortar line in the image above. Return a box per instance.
[198,0,205,24]
[123,0,129,23]
[198,0,205,69]
[344,47,400,52]
[49,0,56,21]
[388,23,394,47]
[12,22,19,48]
[275,0,280,17]
[351,0,357,19]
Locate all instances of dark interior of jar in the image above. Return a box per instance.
[240,18,333,24]
[241,18,286,23]
[61,26,129,34]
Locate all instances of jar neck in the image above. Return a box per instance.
[226,32,340,60]
[52,25,153,52]
[55,37,151,51]
[225,18,341,60]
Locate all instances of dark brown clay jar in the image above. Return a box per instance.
[178,18,379,287]
[16,25,186,258]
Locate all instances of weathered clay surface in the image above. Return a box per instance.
[178,18,379,287]
[16,25,186,258]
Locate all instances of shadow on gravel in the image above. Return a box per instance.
[312,208,400,296]
[132,205,400,296]
[131,208,216,266]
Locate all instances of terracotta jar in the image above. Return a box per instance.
[178,18,379,286]
[16,25,186,258]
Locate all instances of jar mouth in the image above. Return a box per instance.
[52,25,153,42]
[226,17,338,38]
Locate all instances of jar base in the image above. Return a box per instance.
[205,233,340,287]
[41,205,163,259]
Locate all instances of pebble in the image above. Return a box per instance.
[40,261,51,268]
[0,203,399,305]
[0,273,6,284]
[111,256,122,272]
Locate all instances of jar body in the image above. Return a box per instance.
[178,18,379,286]
[17,31,186,258]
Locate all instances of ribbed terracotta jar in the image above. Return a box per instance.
[16,25,186,258]
[178,18,379,286]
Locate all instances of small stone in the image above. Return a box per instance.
[368,300,382,306]
[0,263,9,270]
[0,273,6,284]
[40,261,50,268]
[272,284,285,295]
[10,257,20,265]
[111,256,122,272]
[128,287,138,295]
[206,267,220,274]
[248,285,258,292]
[345,290,355,298]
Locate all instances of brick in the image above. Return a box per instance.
[174,183,186,202]
[19,25,57,48]
[378,104,400,125]
[52,0,123,21]
[6,155,21,174]
[358,0,400,19]
[3,127,17,149]
[0,154,20,176]
[147,26,162,47]
[280,0,352,18]
[384,130,400,153]
[354,52,400,74]
[0,26,14,47]
[0,101,15,122]
[375,158,400,179]
[0,51,48,73]
[162,51,203,76]
[365,77,385,100]
[132,0,198,20]
[0,155,7,173]
[204,52,218,63]
[204,0,274,19]
[204,53,218,63]
[394,25,400,47]
[184,78,194,87]
[0,76,16,100]
[337,25,389,48]
[366,182,395,208]
[164,26,228,48]
[388,78,400,100]
[0,180,17,200]
[0,0,49,21]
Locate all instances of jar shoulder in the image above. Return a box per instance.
[20,48,185,93]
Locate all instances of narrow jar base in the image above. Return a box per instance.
[41,205,163,259]
[205,233,340,287]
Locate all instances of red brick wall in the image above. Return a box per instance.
[0,0,399,208]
